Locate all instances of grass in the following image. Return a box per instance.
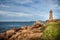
[43,22,60,40]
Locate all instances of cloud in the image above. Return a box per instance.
[0,11,33,17]
[0,11,47,17]
[0,0,60,21]
[0,10,48,21]
[53,4,60,10]
[0,4,10,8]
[13,0,33,4]
[0,0,59,12]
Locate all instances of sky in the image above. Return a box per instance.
[0,0,60,21]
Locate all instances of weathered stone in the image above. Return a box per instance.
[6,29,16,39]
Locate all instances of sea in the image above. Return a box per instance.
[0,21,35,33]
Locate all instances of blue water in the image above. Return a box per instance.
[0,22,35,33]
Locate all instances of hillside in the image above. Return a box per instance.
[43,22,60,40]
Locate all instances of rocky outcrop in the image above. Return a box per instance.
[0,21,45,40]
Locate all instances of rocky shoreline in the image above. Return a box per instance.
[0,20,45,40]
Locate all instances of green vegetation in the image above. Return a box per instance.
[43,22,60,40]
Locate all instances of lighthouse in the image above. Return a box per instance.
[49,10,53,20]
[46,10,60,23]
[46,10,54,22]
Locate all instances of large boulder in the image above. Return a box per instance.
[6,29,16,39]
[33,20,43,28]
[0,32,6,40]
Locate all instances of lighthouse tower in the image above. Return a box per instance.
[46,10,60,23]
[49,10,53,20]
[46,10,54,22]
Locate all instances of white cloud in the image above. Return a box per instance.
[0,4,10,8]
[53,4,60,10]
[47,0,60,10]
[0,0,60,21]
[0,11,47,18]
[0,11,33,17]
[13,0,33,4]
